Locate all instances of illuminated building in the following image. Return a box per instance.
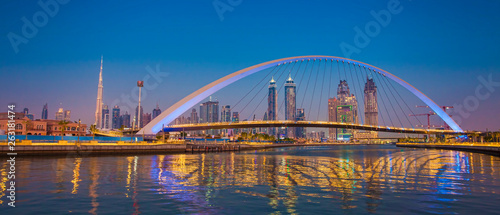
[284,75,296,138]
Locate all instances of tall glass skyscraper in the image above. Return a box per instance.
[112,105,121,129]
[102,105,109,129]
[41,103,48,120]
[284,75,296,138]
[364,78,378,126]
[152,104,161,119]
[121,112,131,128]
[200,100,219,135]
[296,108,306,138]
[328,80,358,141]
[267,77,277,136]
[221,105,231,122]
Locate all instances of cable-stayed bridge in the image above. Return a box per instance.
[138,55,468,137]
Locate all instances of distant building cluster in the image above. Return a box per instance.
[166,75,379,141]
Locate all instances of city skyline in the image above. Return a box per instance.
[1,1,499,131]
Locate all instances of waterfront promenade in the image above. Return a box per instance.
[397,142,500,156]
[0,140,362,156]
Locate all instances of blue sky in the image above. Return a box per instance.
[1,0,499,131]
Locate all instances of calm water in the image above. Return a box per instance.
[1,145,500,214]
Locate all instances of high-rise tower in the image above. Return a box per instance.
[267,77,277,136]
[41,103,48,119]
[284,74,296,138]
[364,78,378,126]
[94,56,104,128]
[328,80,358,141]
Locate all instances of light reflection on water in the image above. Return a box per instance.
[1,145,500,214]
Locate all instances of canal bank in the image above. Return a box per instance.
[396,142,500,156]
[0,141,382,156]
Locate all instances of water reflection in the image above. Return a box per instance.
[1,146,499,214]
[152,149,500,213]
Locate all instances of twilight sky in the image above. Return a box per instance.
[1,0,499,131]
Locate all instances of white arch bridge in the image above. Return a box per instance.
[138,55,466,135]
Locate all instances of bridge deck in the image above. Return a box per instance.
[163,120,470,135]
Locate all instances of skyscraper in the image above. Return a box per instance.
[55,108,64,121]
[364,78,378,126]
[284,75,296,138]
[64,110,71,121]
[121,112,131,128]
[102,105,109,129]
[41,103,48,120]
[152,104,161,119]
[267,77,277,136]
[328,80,359,140]
[363,77,378,138]
[296,108,306,138]
[94,56,104,128]
[112,105,121,129]
[200,100,219,135]
[232,112,239,135]
[23,108,34,120]
[221,105,231,122]
[142,113,152,127]
[190,109,199,124]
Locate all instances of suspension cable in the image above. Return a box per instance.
[379,74,414,129]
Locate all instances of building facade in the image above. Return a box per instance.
[328,80,359,141]
[296,108,306,138]
[200,100,219,135]
[112,105,121,129]
[41,103,48,120]
[364,78,378,138]
[267,77,277,136]
[0,112,86,136]
[152,104,161,119]
[284,75,296,138]
[102,105,109,129]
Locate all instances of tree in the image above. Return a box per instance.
[90,124,97,140]
[58,120,70,140]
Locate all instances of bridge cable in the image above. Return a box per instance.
[353,64,367,127]
[278,60,304,116]
[348,62,364,125]
[239,63,288,119]
[300,59,316,110]
[308,59,321,120]
[328,59,333,101]
[256,61,292,117]
[383,74,424,127]
[354,64,375,131]
[316,59,327,120]
[363,67,389,127]
[379,73,415,129]
[372,68,403,128]
[229,64,278,112]
[273,60,299,117]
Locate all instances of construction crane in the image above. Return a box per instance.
[416,105,454,129]
[409,111,436,130]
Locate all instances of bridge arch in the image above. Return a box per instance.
[139,55,462,135]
